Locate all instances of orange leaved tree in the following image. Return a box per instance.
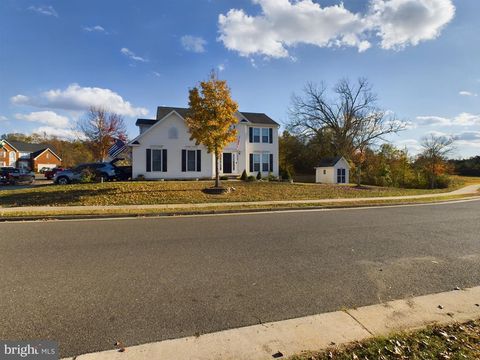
[185,72,239,188]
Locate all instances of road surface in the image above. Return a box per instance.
[1,200,479,357]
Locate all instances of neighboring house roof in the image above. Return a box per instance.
[316,156,346,167]
[7,140,60,160]
[0,139,19,151]
[135,106,279,127]
[30,148,62,161]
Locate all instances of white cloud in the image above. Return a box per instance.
[396,138,422,153]
[416,113,480,127]
[459,91,478,97]
[218,64,225,72]
[181,35,207,53]
[28,5,58,17]
[10,84,148,117]
[120,48,148,62]
[15,111,69,128]
[11,94,30,105]
[152,71,161,78]
[370,0,455,50]
[83,25,106,33]
[33,126,82,140]
[454,131,480,149]
[416,115,451,126]
[218,0,454,58]
[0,115,8,122]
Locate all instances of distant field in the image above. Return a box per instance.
[1,178,477,207]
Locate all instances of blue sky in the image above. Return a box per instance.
[0,0,479,158]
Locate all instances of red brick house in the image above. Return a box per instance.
[0,140,62,172]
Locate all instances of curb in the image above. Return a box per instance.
[61,286,480,360]
[1,196,479,222]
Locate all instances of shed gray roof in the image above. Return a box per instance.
[317,156,344,167]
[135,106,279,126]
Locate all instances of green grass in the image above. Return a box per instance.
[290,319,480,360]
[0,179,474,207]
[0,193,476,220]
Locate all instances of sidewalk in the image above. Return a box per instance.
[62,286,480,360]
[1,185,479,215]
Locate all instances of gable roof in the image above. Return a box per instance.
[0,139,19,151]
[135,106,279,127]
[316,156,345,167]
[7,140,59,158]
[239,112,278,125]
[31,148,62,161]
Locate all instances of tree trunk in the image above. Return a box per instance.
[356,164,361,187]
[215,150,220,188]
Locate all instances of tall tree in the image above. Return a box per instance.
[288,78,405,185]
[78,107,127,161]
[186,72,239,188]
[418,134,455,189]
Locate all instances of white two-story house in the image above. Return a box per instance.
[129,106,280,180]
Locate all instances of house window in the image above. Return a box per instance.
[168,127,178,139]
[323,169,326,175]
[146,148,167,172]
[253,128,260,143]
[182,149,201,172]
[262,153,269,172]
[337,168,346,183]
[187,150,196,171]
[152,150,163,171]
[46,152,50,160]
[262,128,269,143]
[253,154,261,172]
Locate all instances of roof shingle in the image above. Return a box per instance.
[136,106,279,126]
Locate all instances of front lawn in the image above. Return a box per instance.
[0,179,472,207]
[290,319,480,360]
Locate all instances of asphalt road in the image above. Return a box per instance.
[1,200,480,358]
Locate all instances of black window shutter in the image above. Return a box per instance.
[249,127,253,143]
[269,154,273,172]
[249,154,254,172]
[146,149,151,172]
[162,149,167,172]
[269,128,273,144]
[181,150,186,172]
[196,150,201,171]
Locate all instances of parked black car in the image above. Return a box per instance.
[0,167,35,185]
[54,160,131,184]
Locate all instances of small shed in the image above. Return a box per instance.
[315,156,350,184]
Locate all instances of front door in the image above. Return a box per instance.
[223,153,232,174]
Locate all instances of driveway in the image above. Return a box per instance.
[0,199,479,357]
[0,175,53,191]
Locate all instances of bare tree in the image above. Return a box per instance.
[288,78,405,185]
[78,107,127,161]
[419,134,455,189]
